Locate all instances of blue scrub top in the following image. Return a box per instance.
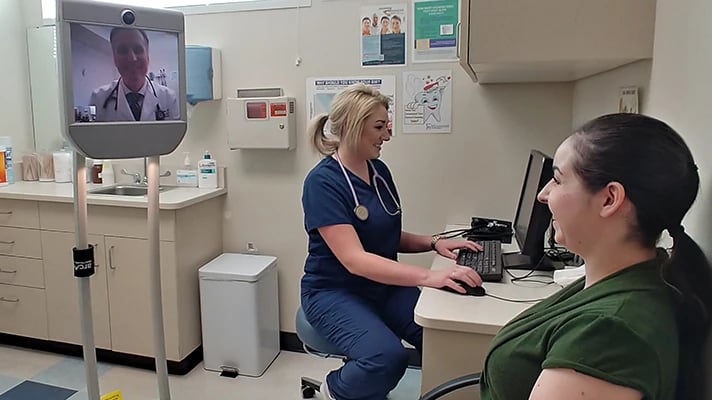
[301,156,402,299]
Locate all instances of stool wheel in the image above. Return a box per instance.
[301,385,316,399]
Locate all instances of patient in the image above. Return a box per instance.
[480,113,712,400]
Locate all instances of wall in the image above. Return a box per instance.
[571,59,652,129]
[644,0,712,396]
[0,0,35,156]
[170,1,574,332]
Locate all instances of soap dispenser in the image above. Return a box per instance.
[198,150,217,189]
[176,152,198,187]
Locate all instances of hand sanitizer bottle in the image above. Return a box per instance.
[198,151,218,189]
[176,152,198,187]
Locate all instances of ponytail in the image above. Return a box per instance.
[662,229,712,399]
[308,113,338,156]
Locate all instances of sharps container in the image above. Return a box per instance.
[199,253,280,377]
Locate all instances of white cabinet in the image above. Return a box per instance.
[43,232,111,349]
[0,200,47,340]
[459,0,656,83]
[0,196,224,370]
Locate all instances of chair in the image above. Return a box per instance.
[295,306,347,399]
[417,373,481,400]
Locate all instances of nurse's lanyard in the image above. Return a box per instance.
[334,152,401,221]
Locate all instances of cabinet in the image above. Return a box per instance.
[43,232,111,349]
[0,200,47,340]
[0,196,224,369]
[459,0,656,83]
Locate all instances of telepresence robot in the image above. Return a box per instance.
[56,1,188,399]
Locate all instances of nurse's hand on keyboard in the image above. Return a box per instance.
[434,238,483,259]
[422,265,483,294]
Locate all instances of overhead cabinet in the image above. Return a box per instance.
[459,0,657,83]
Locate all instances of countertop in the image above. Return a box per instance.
[0,181,227,210]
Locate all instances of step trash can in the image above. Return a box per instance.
[199,253,280,377]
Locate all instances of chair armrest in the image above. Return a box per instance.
[419,373,481,400]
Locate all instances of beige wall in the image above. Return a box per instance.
[571,59,652,129]
[0,0,35,157]
[644,1,712,396]
[170,3,574,332]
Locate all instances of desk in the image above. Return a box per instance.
[414,225,562,399]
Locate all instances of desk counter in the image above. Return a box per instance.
[414,224,561,399]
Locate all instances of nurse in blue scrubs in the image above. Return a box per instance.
[301,83,483,400]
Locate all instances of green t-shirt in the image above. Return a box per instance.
[480,252,679,400]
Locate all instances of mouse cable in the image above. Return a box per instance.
[485,293,550,304]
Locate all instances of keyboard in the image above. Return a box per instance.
[456,240,503,282]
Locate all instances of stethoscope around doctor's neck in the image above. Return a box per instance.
[102,76,167,121]
[334,152,401,221]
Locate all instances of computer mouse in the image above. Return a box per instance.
[441,280,486,296]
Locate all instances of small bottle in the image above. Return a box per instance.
[101,160,115,185]
[91,160,103,184]
[198,151,217,189]
[176,152,198,187]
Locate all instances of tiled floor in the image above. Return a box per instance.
[0,345,421,399]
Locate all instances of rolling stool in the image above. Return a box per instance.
[295,306,346,399]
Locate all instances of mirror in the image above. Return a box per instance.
[27,25,64,153]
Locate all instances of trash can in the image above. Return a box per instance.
[199,253,280,377]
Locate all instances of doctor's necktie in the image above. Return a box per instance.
[125,92,144,121]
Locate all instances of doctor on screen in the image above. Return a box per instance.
[89,28,178,122]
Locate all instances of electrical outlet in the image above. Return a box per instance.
[246,242,258,254]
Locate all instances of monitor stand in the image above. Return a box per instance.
[502,253,533,270]
[503,253,559,271]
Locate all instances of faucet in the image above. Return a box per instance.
[120,157,171,185]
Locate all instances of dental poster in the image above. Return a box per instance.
[412,0,459,63]
[360,4,407,67]
[402,70,452,133]
[307,76,397,134]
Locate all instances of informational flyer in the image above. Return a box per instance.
[412,0,459,63]
[618,86,639,113]
[360,4,407,67]
[402,70,452,133]
[306,76,397,133]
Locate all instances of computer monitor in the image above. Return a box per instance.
[57,0,187,159]
[503,149,554,270]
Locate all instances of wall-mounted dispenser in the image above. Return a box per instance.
[186,45,222,105]
[226,88,296,150]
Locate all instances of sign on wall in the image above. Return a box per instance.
[402,70,452,134]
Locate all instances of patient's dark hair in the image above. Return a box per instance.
[571,113,712,399]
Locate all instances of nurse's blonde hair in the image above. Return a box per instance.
[309,83,389,156]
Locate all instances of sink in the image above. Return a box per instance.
[89,185,169,196]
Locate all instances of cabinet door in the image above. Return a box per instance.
[43,232,111,349]
[105,237,178,359]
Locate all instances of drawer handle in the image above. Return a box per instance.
[93,243,100,268]
[0,268,17,274]
[0,240,15,245]
[0,211,13,215]
[109,245,115,270]
[0,297,19,303]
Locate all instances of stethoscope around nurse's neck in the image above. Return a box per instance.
[102,76,167,120]
[333,151,401,221]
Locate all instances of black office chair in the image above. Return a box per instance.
[418,373,481,400]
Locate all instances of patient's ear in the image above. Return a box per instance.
[599,181,626,218]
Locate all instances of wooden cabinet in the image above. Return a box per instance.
[0,195,224,368]
[459,0,656,83]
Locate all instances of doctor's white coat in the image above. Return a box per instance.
[89,79,179,122]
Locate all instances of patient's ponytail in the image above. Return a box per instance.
[663,228,712,400]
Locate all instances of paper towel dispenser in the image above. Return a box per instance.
[186,45,221,105]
